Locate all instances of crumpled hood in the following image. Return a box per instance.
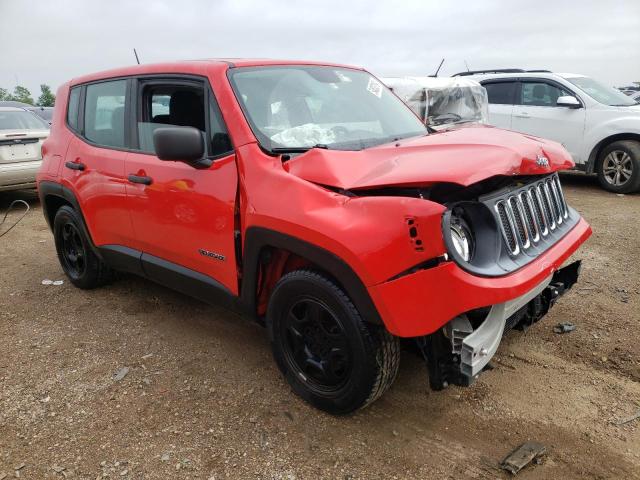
[284,125,574,190]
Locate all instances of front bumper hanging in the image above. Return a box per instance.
[417,260,582,390]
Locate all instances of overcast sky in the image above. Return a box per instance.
[1,0,639,98]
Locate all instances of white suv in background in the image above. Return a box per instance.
[460,69,640,193]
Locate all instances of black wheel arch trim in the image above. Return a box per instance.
[240,227,383,325]
[39,181,103,260]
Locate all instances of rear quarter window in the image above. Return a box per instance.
[67,87,81,131]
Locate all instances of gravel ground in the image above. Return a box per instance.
[0,172,639,479]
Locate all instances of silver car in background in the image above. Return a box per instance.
[0,107,49,192]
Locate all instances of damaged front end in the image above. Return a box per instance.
[416,260,582,390]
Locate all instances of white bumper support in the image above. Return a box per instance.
[460,275,553,378]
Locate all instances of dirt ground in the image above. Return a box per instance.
[1,172,639,479]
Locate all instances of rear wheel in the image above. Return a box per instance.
[53,205,113,289]
[267,270,400,414]
[597,140,640,193]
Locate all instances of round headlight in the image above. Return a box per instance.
[450,220,474,262]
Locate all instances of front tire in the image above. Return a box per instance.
[597,140,640,193]
[267,270,400,414]
[53,205,113,289]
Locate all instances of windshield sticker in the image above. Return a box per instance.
[367,78,383,98]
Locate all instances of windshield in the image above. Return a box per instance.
[567,77,637,106]
[0,110,49,130]
[228,66,427,152]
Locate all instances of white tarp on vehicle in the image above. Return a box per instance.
[382,77,488,130]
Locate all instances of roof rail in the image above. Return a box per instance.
[453,69,525,77]
[453,68,551,77]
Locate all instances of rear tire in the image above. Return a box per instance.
[596,140,640,193]
[267,270,400,415]
[53,205,113,289]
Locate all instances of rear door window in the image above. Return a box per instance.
[484,82,517,105]
[83,80,127,148]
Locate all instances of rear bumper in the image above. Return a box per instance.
[0,160,41,191]
[369,217,592,337]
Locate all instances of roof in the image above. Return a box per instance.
[70,59,363,86]
[0,106,27,112]
[555,73,586,79]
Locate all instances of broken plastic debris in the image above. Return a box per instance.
[112,367,130,381]
[41,279,53,285]
[553,322,576,334]
[52,280,64,286]
[613,409,640,426]
[500,441,546,475]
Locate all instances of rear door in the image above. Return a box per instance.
[124,76,239,294]
[482,80,518,129]
[511,80,586,161]
[61,80,136,247]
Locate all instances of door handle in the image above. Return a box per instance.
[514,112,530,118]
[128,174,153,185]
[65,161,85,171]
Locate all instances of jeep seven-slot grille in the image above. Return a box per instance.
[496,201,518,255]
[494,174,569,257]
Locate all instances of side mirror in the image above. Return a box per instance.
[556,96,581,108]
[153,126,210,168]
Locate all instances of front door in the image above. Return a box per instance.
[124,77,239,294]
[511,80,586,162]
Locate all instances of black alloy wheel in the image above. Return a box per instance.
[281,297,352,393]
[53,205,113,289]
[59,222,86,279]
[267,270,400,414]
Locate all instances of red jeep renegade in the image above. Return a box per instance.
[37,60,591,414]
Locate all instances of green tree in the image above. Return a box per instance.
[37,84,56,107]
[6,85,34,105]
[0,88,8,100]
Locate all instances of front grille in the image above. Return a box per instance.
[529,187,548,236]
[509,196,530,249]
[493,173,570,258]
[496,200,519,255]
[520,191,540,242]
[540,183,558,232]
[553,175,569,219]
